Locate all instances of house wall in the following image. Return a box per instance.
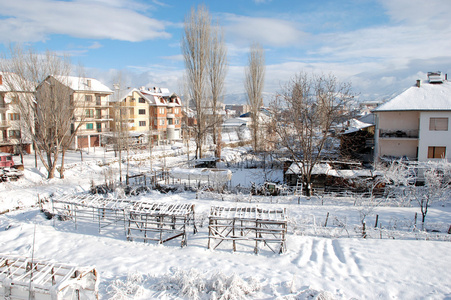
[418,111,451,161]
[375,111,420,160]
[378,139,418,159]
[0,91,33,154]
[75,92,111,137]
[130,92,150,133]
[378,111,419,130]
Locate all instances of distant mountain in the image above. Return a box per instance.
[222,92,275,106]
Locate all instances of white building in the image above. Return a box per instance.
[373,72,451,162]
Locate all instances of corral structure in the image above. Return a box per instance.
[169,168,232,191]
[126,202,197,247]
[52,194,132,232]
[0,254,98,300]
[51,195,197,247]
[208,206,287,254]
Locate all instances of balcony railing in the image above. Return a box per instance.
[379,129,419,139]
[0,120,10,127]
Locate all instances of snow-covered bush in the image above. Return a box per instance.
[277,287,335,300]
[107,272,148,300]
[150,268,261,300]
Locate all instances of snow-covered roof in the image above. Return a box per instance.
[340,118,374,134]
[140,86,171,97]
[223,117,250,127]
[373,81,451,112]
[286,162,374,178]
[286,162,336,176]
[54,75,113,94]
[0,72,35,93]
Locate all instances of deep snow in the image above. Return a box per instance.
[1,146,450,299]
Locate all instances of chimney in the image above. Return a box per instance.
[446,74,448,81]
[87,79,91,88]
[416,79,421,88]
[0,74,2,85]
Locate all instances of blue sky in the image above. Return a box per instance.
[1,0,450,102]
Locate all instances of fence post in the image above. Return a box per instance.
[324,212,329,227]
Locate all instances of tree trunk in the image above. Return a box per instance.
[60,149,66,179]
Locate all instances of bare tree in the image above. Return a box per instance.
[272,72,354,196]
[208,19,228,160]
[245,43,265,152]
[110,76,131,184]
[1,45,77,179]
[410,160,451,230]
[182,4,211,159]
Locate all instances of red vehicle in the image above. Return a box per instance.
[0,153,15,168]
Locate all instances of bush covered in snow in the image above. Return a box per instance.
[107,268,262,300]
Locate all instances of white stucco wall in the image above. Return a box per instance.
[418,111,451,161]
[378,111,419,130]
[378,139,418,159]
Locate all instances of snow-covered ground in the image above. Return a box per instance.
[1,146,450,299]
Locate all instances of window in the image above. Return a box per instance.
[174,108,179,114]
[138,109,146,115]
[159,108,165,114]
[9,130,20,138]
[85,109,94,117]
[9,113,20,120]
[86,123,93,130]
[428,146,446,158]
[139,121,146,127]
[168,118,173,125]
[168,108,173,114]
[139,97,146,103]
[429,118,448,131]
[96,96,101,105]
[175,119,179,125]
[160,119,165,125]
[85,95,93,102]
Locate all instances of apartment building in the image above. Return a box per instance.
[46,76,114,149]
[373,72,451,162]
[0,72,33,154]
[110,86,182,144]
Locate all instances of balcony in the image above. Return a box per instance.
[379,129,419,139]
[166,113,175,119]
[0,120,10,127]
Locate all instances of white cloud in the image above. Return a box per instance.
[88,42,103,49]
[161,54,184,61]
[0,0,171,43]
[379,0,451,27]
[223,14,308,47]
